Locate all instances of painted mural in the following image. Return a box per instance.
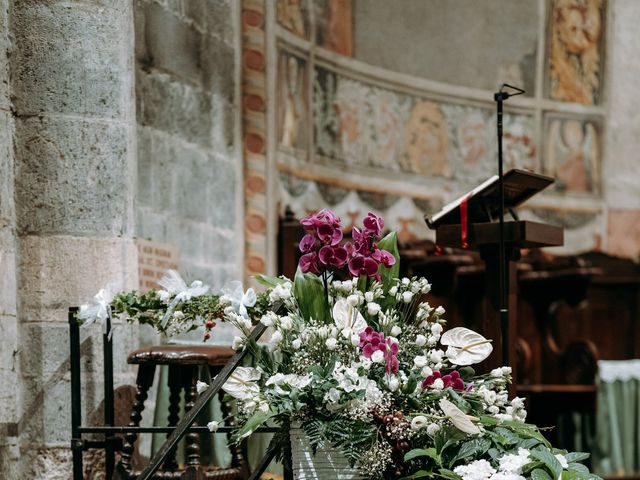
[547,0,604,105]
[277,51,309,154]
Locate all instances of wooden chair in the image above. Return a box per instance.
[117,345,249,480]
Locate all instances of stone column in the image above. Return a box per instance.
[9,1,138,477]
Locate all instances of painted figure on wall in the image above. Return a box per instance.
[546,118,599,193]
[548,0,603,105]
[402,101,449,177]
[279,54,307,149]
[316,0,353,56]
[457,110,489,167]
[277,0,306,37]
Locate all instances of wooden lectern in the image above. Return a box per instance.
[426,170,563,391]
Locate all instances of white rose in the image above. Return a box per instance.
[415,334,427,347]
[435,306,445,315]
[157,290,171,302]
[367,302,381,316]
[414,356,428,368]
[411,415,428,430]
[387,376,400,392]
[270,331,283,344]
[429,350,443,363]
[279,316,293,330]
[427,423,441,436]
[207,420,220,432]
[402,291,413,303]
[432,378,444,390]
[350,334,360,346]
[391,325,402,336]
[347,294,359,306]
[258,402,269,413]
[325,338,338,350]
[232,336,244,350]
[402,278,410,286]
[389,286,398,296]
[260,314,273,327]
[371,350,385,363]
[292,338,302,349]
[421,365,433,377]
[431,323,443,335]
[365,291,374,303]
[173,311,184,319]
[327,388,341,403]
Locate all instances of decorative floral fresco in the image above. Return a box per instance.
[547,0,604,105]
[310,67,537,186]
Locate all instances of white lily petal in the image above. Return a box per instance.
[439,398,481,435]
[440,327,493,365]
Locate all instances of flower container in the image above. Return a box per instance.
[290,427,366,479]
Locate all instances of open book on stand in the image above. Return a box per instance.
[425,169,554,229]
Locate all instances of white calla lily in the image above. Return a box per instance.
[221,280,257,319]
[222,367,261,400]
[440,327,493,365]
[332,299,367,339]
[439,398,481,435]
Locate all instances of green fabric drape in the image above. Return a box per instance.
[594,360,640,476]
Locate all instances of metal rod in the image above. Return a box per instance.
[137,323,268,480]
[104,313,115,479]
[496,95,509,368]
[78,426,280,434]
[69,307,84,480]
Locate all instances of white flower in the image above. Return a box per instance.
[371,350,385,363]
[440,327,493,366]
[555,454,568,469]
[364,291,374,303]
[435,306,445,315]
[414,356,428,368]
[207,420,220,432]
[157,290,171,302]
[402,277,410,286]
[279,316,293,330]
[415,334,427,347]
[173,310,184,319]
[386,376,400,392]
[489,473,526,480]
[271,331,283,344]
[454,459,495,480]
[432,378,444,390]
[223,367,261,400]
[427,423,441,436]
[196,380,209,394]
[402,291,413,303]
[232,336,244,351]
[411,415,428,430]
[326,338,338,350]
[421,365,433,377]
[498,449,531,474]
[258,402,269,412]
[292,338,302,349]
[350,334,360,346]
[429,350,443,363]
[347,294,359,306]
[391,325,402,336]
[326,388,341,403]
[367,302,381,316]
[260,313,274,327]
[389,286,398,296]
[431,323,443,335]
[439,398,481,435]
[333,299,367,339]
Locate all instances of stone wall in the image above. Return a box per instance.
[134,0,242,289]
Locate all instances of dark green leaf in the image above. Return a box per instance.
[377,231,400,290]
[569,463,590,474]
[401,470,435,479]
[438,468,463,480]
[531,448,564,479]
[531,468,553,480]
[405,448,440,463]
[450,438,491,465]
[232,410,276,443]
[565,452,590,463]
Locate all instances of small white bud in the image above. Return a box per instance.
[391,325,402,336]
[325,338,338,350]
[196,381,209,394]
[367,302,381,316]
[415,334,427,347]
[207,420,220,432]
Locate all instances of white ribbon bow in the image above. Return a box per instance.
[221,281,257,319]
[158,270,210,328]
[78,287,115,336]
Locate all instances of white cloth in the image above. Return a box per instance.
[598,359,640,383]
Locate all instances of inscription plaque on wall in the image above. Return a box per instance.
[136,239,180,292]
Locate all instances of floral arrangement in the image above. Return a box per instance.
[78,209,600,480]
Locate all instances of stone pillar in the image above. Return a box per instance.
[9,1,138,477]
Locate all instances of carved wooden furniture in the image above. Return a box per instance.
[118,345,249,480]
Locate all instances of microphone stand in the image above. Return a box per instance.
[493,84,524,368]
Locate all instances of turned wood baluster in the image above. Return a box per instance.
[120,364,156,473]
[183,367,201,468]
[164,365,182,471]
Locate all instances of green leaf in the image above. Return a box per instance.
[565,452,590,463]
[438,468,463,480]
[450,438,491,465]
[403,376,418,395]
[531,468,553,480]
[448,389,472,413]
[254,274,287,288]
[458,366,475,381]
[405,448,440,463]
[377,231,400,290]
[531,448,564,480]
[501,421,551,447]
[231,410,276,443]
[400,470,435,479]
[569,463,590,474]
[294,267,329,322]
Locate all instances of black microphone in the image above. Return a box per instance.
[494,83,525,101]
